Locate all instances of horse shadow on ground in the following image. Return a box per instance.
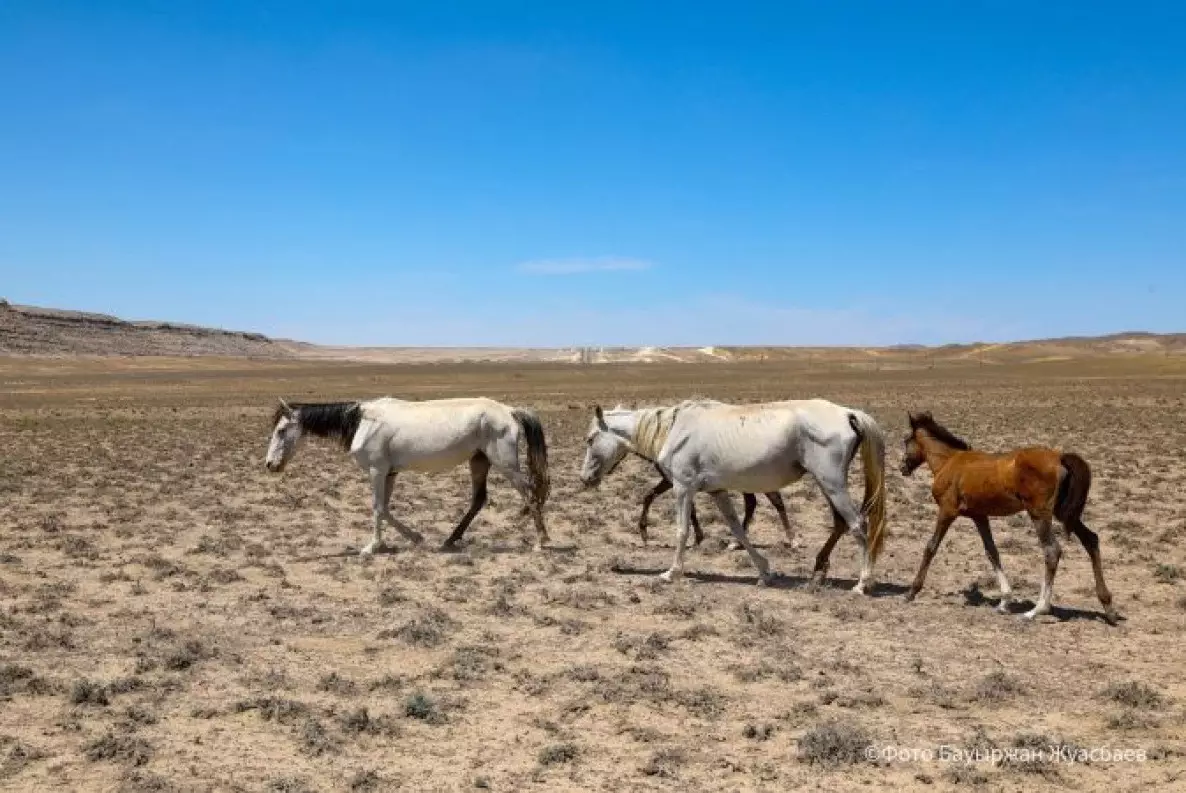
[610,563,910,598]
[296,540,579,563]
[960,583,1122,625]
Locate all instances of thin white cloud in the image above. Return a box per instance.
[515,256,656,275]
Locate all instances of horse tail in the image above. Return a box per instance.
[1054,452,1091,524]
[847,410,888,564]
[512,408,551,510]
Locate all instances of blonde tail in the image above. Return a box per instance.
[849,411,888,564]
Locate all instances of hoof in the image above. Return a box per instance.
[409,533,425,545]
[359,542,380,557]
[851,583,867,596]
[1104,609,1119,626]
[726,540,743,552]
[756,572,771,587]
[658,569,679,583]
[995,600,1011,615]
[903,591,916,603]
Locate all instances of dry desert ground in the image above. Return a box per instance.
[1,356,1185,792]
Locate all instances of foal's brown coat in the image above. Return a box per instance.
[901,412,1117,623]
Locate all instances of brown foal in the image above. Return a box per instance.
[900,412,1117,624]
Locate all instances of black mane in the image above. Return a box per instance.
[274,401,362,450]
[909,412,971,451]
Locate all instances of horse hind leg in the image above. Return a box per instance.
[811,506,846,586]
[501,466,549,550]
[1067,518,1118,624]
[814,474,873,594]
[443,453,491,549]
[711,491,771,585]
[1025,516,1061,620]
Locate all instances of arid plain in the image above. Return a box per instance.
[2,354,1185,792]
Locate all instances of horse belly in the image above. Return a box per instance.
[391,436,477,473]
[704,460,803,494]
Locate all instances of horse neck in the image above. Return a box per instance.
[604,411,639,446]
[919,432,960,471]
[630,407,675,461]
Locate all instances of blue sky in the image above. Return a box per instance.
[1,2,1183,346]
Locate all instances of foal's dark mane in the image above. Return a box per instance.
[273,401,363,450]
[910,412,971,451]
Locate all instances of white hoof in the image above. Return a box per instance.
[996,600,1011,615]
[851,583,867,595]
[726,540,743,552]
[658,569,679,583]
[360,541,379,557]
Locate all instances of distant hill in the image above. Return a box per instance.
[1,299,1182,365]
[0,300,305,358]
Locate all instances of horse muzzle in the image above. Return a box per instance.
[265,460,286,474]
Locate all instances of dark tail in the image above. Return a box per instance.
[1054,452,1091,524]
[512,409,550,511]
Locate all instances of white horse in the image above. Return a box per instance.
[579,398,887,592]
[265,397,550,553]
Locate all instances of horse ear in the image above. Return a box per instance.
[594,404,608,430]
[279,398,294,417]
[907,411,918,427]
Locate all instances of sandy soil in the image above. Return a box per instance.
[1,357,1184,792]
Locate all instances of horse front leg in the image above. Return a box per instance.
[659,484,694,582]
[361,468,391,556]
[712,491,771,585]
[905,511,957,601]
[767,491,798,549]
[972,516,1012,614]
[639,476,672,544]
[372,470,424,553]
[726,493,758,551]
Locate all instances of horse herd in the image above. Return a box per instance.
[264,395,1119,625]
